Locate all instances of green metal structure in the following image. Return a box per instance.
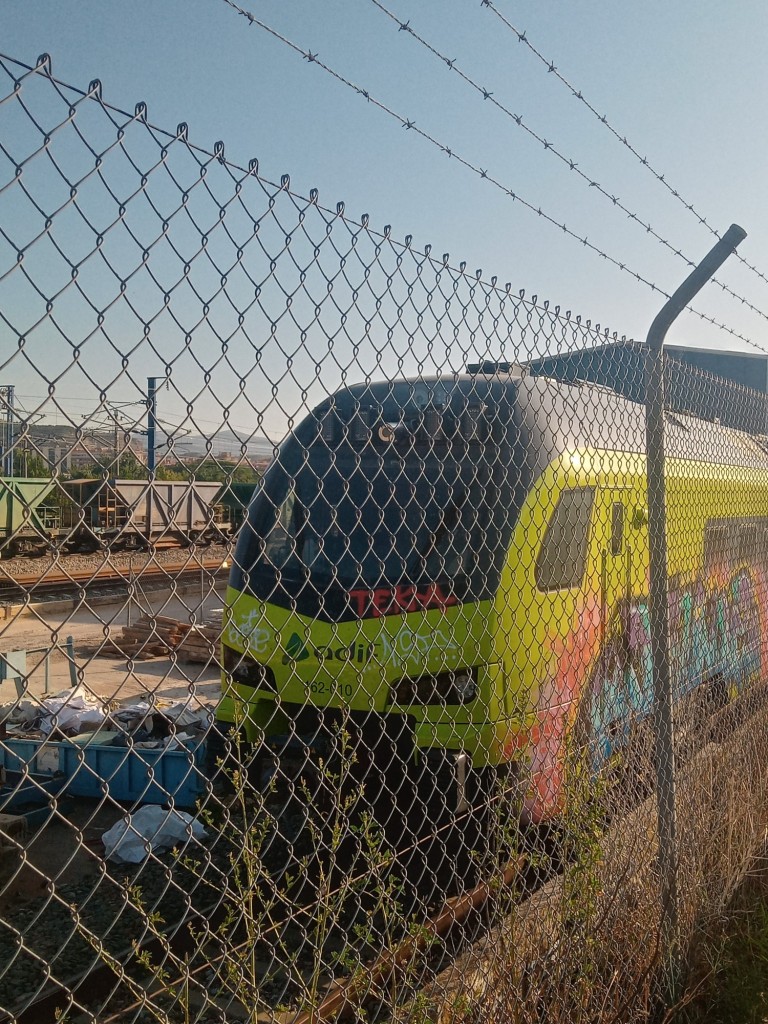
[0,478,62,555]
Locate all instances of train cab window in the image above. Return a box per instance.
[610,502,625,557]
[535,487,595,592]
[704,521,737,570]
[263,489,299,565]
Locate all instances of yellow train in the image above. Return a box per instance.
[215,368,767,823]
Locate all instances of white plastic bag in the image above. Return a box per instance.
[102,805,207,864]
[39,686,106,736]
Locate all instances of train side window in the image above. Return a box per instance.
[704,521,736,569]
[535,487,595,592]
[739,522,759,563]
[610,502,624,556]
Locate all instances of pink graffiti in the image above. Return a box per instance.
[520,563,768,824]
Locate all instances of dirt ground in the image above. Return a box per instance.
[0,583,225,705]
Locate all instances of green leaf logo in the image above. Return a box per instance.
[282,632,309,664]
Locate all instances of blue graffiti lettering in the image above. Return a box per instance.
[585,568,761,768]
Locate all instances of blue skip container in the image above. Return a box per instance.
[0,736,206,808]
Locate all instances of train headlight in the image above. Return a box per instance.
[453,671,478,703]
[222,645,276,692]
[390,667,479,706]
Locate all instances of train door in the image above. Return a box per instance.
[580,489,650,766]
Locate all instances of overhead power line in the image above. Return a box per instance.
[479,0,768,293]
[215,0,768,355]
[368,0,768,330]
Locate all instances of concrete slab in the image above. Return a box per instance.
[0,585,226,708]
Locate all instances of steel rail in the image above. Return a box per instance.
[0,560,229,600]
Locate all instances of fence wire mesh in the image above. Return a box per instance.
[1,50,768,1024]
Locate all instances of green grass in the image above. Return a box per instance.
[675,893,768,1024]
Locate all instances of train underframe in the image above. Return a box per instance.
[208,705,522,897]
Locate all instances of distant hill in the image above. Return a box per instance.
[23,424,278,461]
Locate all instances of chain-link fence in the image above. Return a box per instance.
[1,50,768,1024]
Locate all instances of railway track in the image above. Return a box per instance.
[4,780,536,1024]
[3,729,661,1024]
[0,560,229,604]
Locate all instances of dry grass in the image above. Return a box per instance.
[406,693,768,1024]
[668,847,768,1023]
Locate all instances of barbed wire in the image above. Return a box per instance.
[213,0,768,356]
[0,44,762,369]
[368,0,768,332]
[0,52,633,353]
[479,0,768,293]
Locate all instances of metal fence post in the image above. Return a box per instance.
[645,223,746,999]
[66,635,77,687]
[147,376,157,474]
[127,554,133,628]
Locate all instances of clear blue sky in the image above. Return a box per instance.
[3,0,768,443]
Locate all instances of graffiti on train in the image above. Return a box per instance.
[586,567,763,764]
[526,565,766,822]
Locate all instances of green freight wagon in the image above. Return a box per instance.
[0,478,63,557]
[215,482,259,531]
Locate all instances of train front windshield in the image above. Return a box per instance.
[256,458,478,586]
[232,405,518,617]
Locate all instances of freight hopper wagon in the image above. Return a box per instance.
[216,482,261,532]
[217,370,768,834]
[0,477,66,557]
[66,479,231,550]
